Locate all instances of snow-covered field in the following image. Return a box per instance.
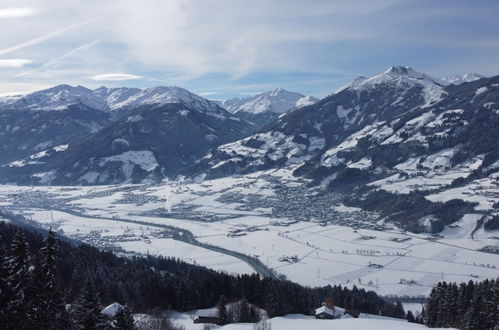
[1,169,498,298]
[170,313,452,330]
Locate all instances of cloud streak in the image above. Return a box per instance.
[91,73,142,81]
[0,59,32,67]
[0,18,97,56]
[0,8,36,18]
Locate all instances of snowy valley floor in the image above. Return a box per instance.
[169,313,454,330]
[1,169,498,307]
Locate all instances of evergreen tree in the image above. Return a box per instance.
[406,310,415,323]
[6,231,31,329]
[114,305,136,330]
[394,300,405,319]
[34,229,66,329]
[0,238,11,327]
[265,283,284,317]
[464,288,485,330]
[239,297,250,322]
[75,275,106,330]
[218,294,229,325]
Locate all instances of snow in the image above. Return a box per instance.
[219,89,317,115]
[337,66,448,106]
[172,313,450,330]
[0,84,225,114]
[441,73,484,85]
[102,302,124,317]
[347,158,372,170]
[1,170,498,299]
[475,86,488,96]
[99,150,159,172]
[336,105,352,118]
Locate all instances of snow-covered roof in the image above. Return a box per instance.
[195,309,218,318]
[315,306,344,317]
[101,302,124,317]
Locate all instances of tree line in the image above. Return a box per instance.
[424,279,499,330]
[0,220,405,329]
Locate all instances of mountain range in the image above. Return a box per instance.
[184,66,498,231]
[1,66,497,232]
[215,88,318,126]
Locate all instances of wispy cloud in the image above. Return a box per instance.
[91,73,142,81]
[239,92,262,95]
[0,59,32,68]
[197,92,219,96]
[0,8,36,18]
[0,18,97,56]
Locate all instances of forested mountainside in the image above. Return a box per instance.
[0,102,253,185]
[185,67,499,232]
[0,213,406,329]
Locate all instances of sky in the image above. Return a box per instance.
[0,0,498,99]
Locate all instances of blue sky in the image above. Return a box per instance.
[0,0,498,99]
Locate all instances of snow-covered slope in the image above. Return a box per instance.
[337,66,449,106]
[1,85,108,111]
[184,68,499,232]
[216,88,318,127]
[441,73,484,85]
[218,88,317,115]
[0,102,252,185]
[94,86,224,113]
[0,85,225,113]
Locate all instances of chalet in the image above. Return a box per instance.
[193,310,221,325]
[315,297,344,319]
[315,305,336,319]
[101,302,124,318]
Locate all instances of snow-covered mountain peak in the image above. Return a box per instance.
[218,89,318,115]
[338,66,448,106]
[0,84,225,114]
[441,73,485,85]
[383,65,420,77]
[2,84,109,111]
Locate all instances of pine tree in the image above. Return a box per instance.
[32,229,66,329]
[465,288,484,330]
[218,294,229,325]
[265,283,284,318]
[394,300,405,319]
[0,238,11,327]
[114,305,136,330]
[406,310,415,323]
[6,231,31,329]
[239,297,250,322]
[75,275,106,330]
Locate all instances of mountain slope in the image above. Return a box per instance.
[186,66,450,178]
[217,88,318,126]
[184,67,499,231]
[441,73,484,85]
[0,102,252,184]
[0,85,225,114]
[0,104,111,165]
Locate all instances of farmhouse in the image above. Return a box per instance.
[315,297,344,319]
[193,310,221,325]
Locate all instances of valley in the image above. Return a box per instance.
[2,167,498,299]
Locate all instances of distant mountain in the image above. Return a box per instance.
[0,85,108,111]
[0,85,250,175]
[216,88,318,126]
[0,85,224,114]
[0,104,111,165]
[184,66,499,232]
[441,73,484,85]
[0,102,252,185]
